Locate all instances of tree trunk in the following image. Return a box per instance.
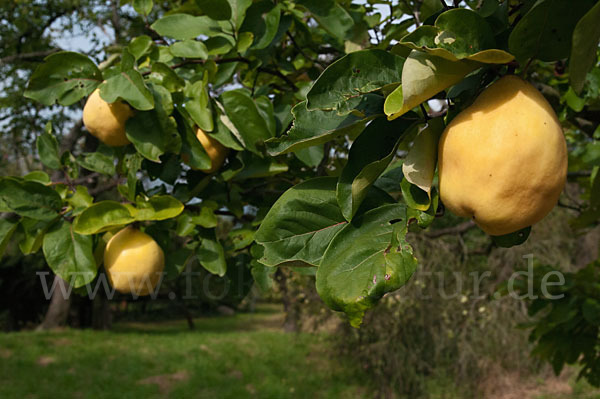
[92,291,112,330]
[275,269,299,332]
[37,276,71,330]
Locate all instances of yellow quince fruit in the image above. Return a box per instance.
[438,75,567,236]
[104,227,164,296]
[82,88,133,147]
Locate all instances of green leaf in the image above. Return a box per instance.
[43,219,97,288]
[67,186,93,216]
[165,247,194,280]
[150,14,219,40]
[196,0,232,20]
[433,8,496,58]
[296,0,354,40]
[133,0,153,15]
[316,204,417,327]
[266,95,384,155]
[176,111,212,170]
[0,219,18,259]
[400,10,513,63]
[509,0,595,63]
[73,201,136,235]
[295,145,325,168]
[170,40,209,59]
[236,31,254,52]
[125,109,178,162]
[229,228,255,251]
[255,177,347,267]
[149,62,185,92]
[23,171,51,185]
[232,154,288,180]
[99,69,154,111]
[337,117,416,221]
[401,178,431,211]
[0,178,62,221]
[18,217,55,255]
[227,0,253,30]
[129,38,153,62]
[407,187,439,228]
[385,50,479,120]
[240,2,281,49]
[197,229,227,276]
[569,1,600,94]
[402,118,444,196]
[24,52,101,106]
[250,260,274,292]
[221,89,275,155]
[77,152,116,175]
[491,226,531,248]
[135,195,184,221]
[186,98,214,132]
[307,49,405,113]
[205,36,235,55]
[36,132,61,169]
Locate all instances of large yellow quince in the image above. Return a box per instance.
[438,75,567,236]
[193,127,229,173]
[104,227,164,296]
[82,88,133,147]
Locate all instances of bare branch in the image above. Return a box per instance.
[0,49,61,65]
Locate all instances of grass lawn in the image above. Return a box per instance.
[2,304,600,399]
[0,304,367,399]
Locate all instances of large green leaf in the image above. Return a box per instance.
[133,0,153,15]
[0,178,62,221]
[402,117,444,198]
[151,14,219,40]
[18,217,54,255]
[226,0,253,29]
[24,52,101,106]
[337,117,416,221]
[125,109,178,162]
[175,110,211,170]
[43,219,97,288]
[197,229,227,276]
[255,177,392,267]
[306,49,405,114]
[255,177,347,267]
[232,153,288,180]
[240,1,281,49]
[221,89,275,155]
[170,40,209,59]
[77,152,116,176]
[296,0,354,40]
[73,201,136,235]
[400,9,513,63]
[266,95,384,155]
[196,0,232,20]
[149,62,185,92]
[36,131,61,170]
[569,2,600,94]
[316,204,417,327]
[385,50,479,120]
[99,69,154,111]
[128,35,153,60]
[509,0,595,63]
[135,195,184,221]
